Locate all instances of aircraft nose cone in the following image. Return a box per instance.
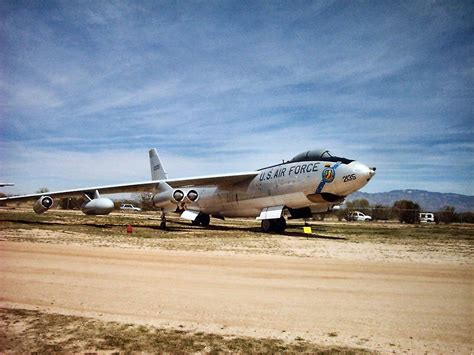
[369,167,376,179]
[333,161,376,196]
[359,164,376,181]
[350,161,376,182]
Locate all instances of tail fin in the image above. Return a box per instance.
[149,148,168,180]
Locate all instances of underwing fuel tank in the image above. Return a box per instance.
[33,196,54,214]
[81,198,114,215]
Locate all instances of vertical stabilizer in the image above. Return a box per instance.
[149,149,168,180]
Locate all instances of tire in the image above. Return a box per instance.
[274,217,287,233]
[199,213,210,227]
[261,219,272,233]
[261,218,286,233]
[193,213,210,227]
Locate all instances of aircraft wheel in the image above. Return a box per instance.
[274,217,286,233]
[160,221,167,230]
[261,219,272,233]
[199,213,210,227]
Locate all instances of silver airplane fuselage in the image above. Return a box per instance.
[172,159,375,218]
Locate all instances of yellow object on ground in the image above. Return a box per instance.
[303,226,312,234]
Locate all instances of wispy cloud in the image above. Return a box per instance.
[0,0,472,195]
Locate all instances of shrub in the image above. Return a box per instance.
[393,200,420,224]
[371,204,391,220]
[437,206,456,224]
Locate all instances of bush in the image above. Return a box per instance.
[393,200,420,224]
[346,199,371,215]
[140,193,156,211]
[334,207,348,221]
[455,212,474,223]
[437,206,456,224]
[371,204,391,221]
[59,197,86,210]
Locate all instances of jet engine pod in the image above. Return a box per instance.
[186,189,199,202]
[173,189,185,203]
[33,196,54,214]
[81,198,114,215]
[153,189,185,208]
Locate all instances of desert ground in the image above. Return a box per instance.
[0,209,473,353]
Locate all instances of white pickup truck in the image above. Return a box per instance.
[419,212,435,223]
[347,211,372,221]
[119,204,142,212]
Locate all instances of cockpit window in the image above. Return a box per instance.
[290,149,354,164]
[321,151,332,159]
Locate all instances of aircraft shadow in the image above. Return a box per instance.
[171,220,262,233]
[3,219,347,240]
[282,232,347,240]
[172,220,347,239]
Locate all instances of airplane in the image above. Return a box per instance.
[0,149,376,233]
[0,183,14,187]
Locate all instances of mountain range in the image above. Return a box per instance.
[346,190,474,212]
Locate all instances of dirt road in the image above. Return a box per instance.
[1,241,472,353]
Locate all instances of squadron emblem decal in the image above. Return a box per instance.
[315,162,341,193]
[322,167,336,183]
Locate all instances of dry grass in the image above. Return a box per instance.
[1,209,473,262]
[0,308,372,354]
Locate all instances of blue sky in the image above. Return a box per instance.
[1,0,473,195]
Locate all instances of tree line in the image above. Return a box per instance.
[335,199,474,224]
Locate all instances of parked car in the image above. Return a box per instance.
[347,211,372,221]
[419,212,435,223]
[120,204,142,212]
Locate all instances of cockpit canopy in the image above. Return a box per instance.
[290,149,354,164]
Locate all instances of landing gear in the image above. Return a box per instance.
[261,217,286,233]
[193,213,211,227]
[274,216,287,233]
[160,209,167,230]
[199,213,210,227]
[261,219,272,232]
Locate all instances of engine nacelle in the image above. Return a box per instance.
[81,198,114,215]
[173,189,185,202]
[33,196,54,214]
[152,189,186,208]
[153,188,200,208]
[186,189,199,202]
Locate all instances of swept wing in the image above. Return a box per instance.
[0,172,258,202]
